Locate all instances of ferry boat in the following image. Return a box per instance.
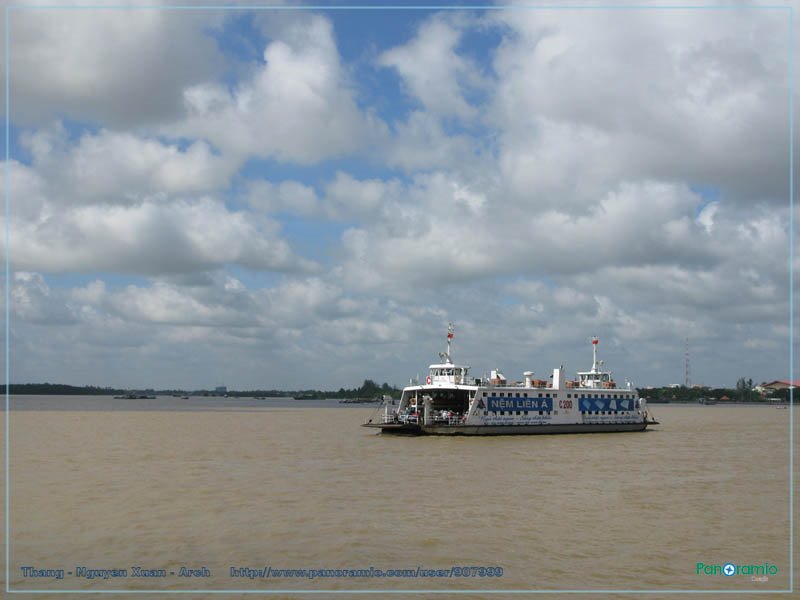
[363,325,657,435]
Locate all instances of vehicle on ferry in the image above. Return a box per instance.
[363,325,657,435]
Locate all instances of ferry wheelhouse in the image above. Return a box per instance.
[364,325,657,435]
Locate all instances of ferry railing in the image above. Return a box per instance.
[385,412,465,425]
[395,413,419,424]
[431,414,466,426]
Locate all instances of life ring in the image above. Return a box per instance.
[426,376,432,385]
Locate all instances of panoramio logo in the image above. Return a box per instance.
[696,562,778,578]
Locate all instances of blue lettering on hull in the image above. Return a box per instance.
[487,397,553,412]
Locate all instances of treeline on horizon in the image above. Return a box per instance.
[640,379,793,403]
[2,379,401,399]
[2,379,793,402]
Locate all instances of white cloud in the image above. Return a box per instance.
[322,171,402,219]
[245,171,407,222]
[106,279,259,328]
[488,7,790,203]
[696,201,719,233]
[378,14,484,119]
[5,123,315,276]
[6,189,315,275]
[3,270,439,388]
[245,179,322,217]
[20,124,238,203]
[6,4,225,127]
[383,111,481,173]
[166,14,387,164]
[10,272,77,325]
[335,178,717,291]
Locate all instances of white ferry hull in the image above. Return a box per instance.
[364,421,652,436]
[363,327,658,437]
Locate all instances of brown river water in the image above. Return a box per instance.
[1,397,796,599]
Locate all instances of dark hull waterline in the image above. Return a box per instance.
[362,420,658,436]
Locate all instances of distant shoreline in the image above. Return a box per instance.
[2,383,792,404]
[2,381,401,400]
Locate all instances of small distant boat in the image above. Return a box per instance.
[699,397,717,405]
[340,395,390,404]
[293,393,317,400]
[364,325,657,436]
[114,392,156,400]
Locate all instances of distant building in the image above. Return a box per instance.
[758,380,799,392]
[215,386,227,394]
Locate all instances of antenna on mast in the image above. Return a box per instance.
[684,337,691,388]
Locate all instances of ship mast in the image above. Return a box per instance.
[445,323,454,363]
[592,336,599,371]
[438,323,455,364]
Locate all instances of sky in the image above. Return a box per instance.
[1,1,796,390]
